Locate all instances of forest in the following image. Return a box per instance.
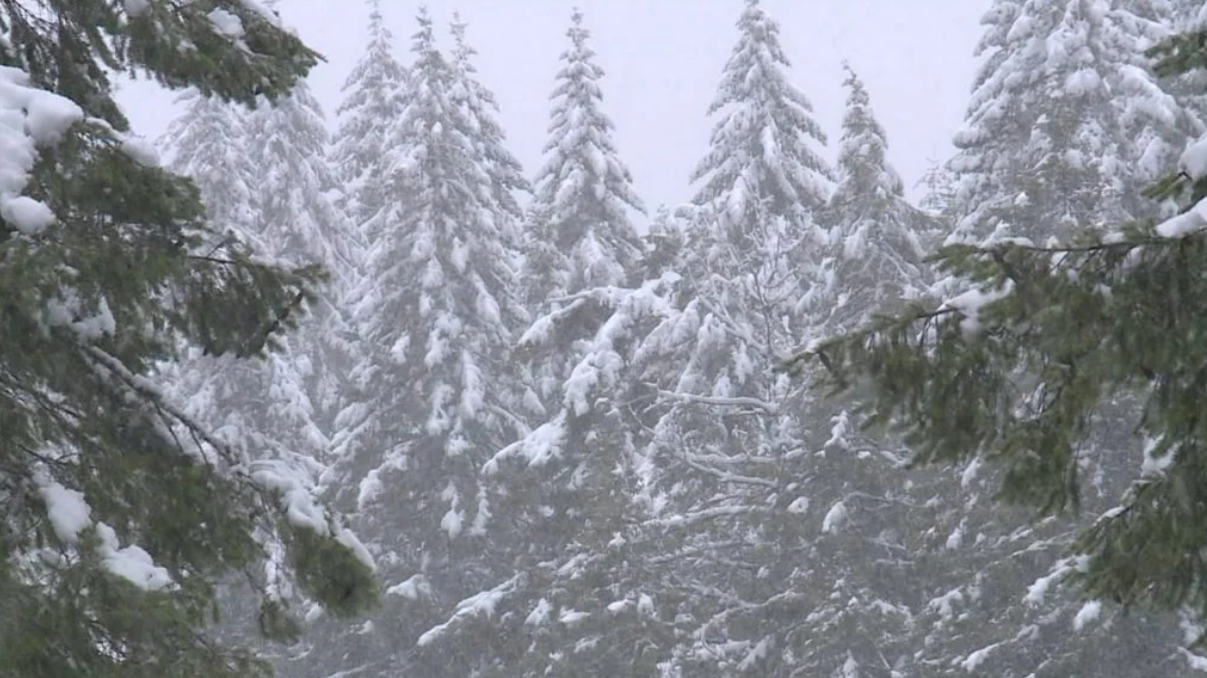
[5,0,1207,677]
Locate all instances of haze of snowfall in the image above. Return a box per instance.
[5,0,1207,676]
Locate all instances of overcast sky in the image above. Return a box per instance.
[119,0,990,211]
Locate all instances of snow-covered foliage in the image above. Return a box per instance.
[157,73,375,636]
[244,76,366,439]
[330,0,409,236]
[310,9,530,678]
[449,13,531,231]
[885,2,1205,674]
[0,2,376,673]
[690,0,834,225]
[945,0,1200,247]
[521,7,646,311]
[813,64,934,332]
[0,66,83,234]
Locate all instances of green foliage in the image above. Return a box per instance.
[282,522,379,619]
[0,0,376,675]
[798,27,1207,642]
[1,0,321,128]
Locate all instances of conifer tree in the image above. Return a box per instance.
[330,0,409,237]
[625,3,897,676]
[805,14,1207,672]
[813,5,1201,674]
[472,11,669,677]
[944,0,1197,247]
[0,2,376,676]
[690,0,833,230]
[314,9,528,678]
[244,72,365,438]
[818,64,933,332]
[521,8,645,313]
[449,13,530,230]
[159,84,330,476]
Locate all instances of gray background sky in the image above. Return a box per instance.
[119,0,990,211]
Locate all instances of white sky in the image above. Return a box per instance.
[119,0,990,211]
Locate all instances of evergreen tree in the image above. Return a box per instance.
[521,7,645,312]
[473,11,668,677]
[449,12,530,231]
[818,64,933,332]
[330,0,409,237]
[158,85,329,478]
[690,0,833,229]
[623,4,917,677]
[0,2,375,676]
[314,9,528,678]
[944,0,1198,247]
[805,16,1207,672]
[244,71,365,439]
[818,4,1201,674]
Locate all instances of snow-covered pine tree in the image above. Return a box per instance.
[312,9,529,678]
[157,20,380,662]
[159,82,329,482]
[1110,0,1205,218]
[330,0,409,238]
[805,3,1204,674]
[449,12,531,232]
[468,11,672,677]
[628,2,889,676]
[818,64,934,332]
[690,0,833,241]
[945,0,1197,247]
[520,8,645,312]
[0,1,376,675]
[244,65,365,441]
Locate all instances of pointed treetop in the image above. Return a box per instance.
[690,0,832,219]
[367,0,385,35]
[414,5,436,48]
[450,11,477,69]
[522,5,645,301]
[568,7,588,46]
[834,62,902,201]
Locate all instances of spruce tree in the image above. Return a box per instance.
[329,0,409,237]
[449,12,530,231]
[627,3,893,676]
[520,7,645,312]
[475,11,668,677]
[314,9,528,678]
[818,64,934,332]
[0,2,376,676]
[818,4,1200,674]
[244,71,365,440]
[804,14,1207,669]
[944,0,1197,248]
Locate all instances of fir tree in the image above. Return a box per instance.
[817,5,1201,674]
[0,2,376,676]
[690,0,833,230]
[804,16,1207,668]
[623,4,905,677]
[817,64,933,332]
[244,72,365,439]
[449,12,530,230]
[521,7,645,312]
[330,0,409,237]
[470,12,668,677]
[314,9,528,678]
[944,0,1197,247]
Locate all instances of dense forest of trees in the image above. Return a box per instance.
[6,0,1207,677]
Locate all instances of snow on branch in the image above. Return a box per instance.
[34,469,173,591]
[655,388,779,415]
[417,574,524,647]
